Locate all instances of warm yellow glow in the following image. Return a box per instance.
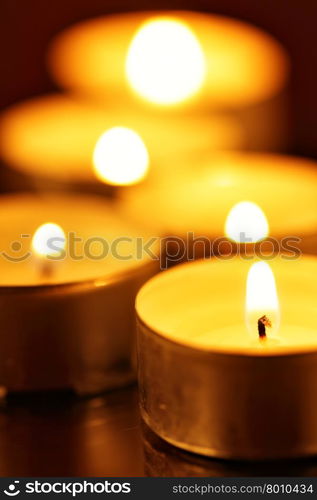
[32,223,66,258]
[246,261,280,338]
[225,201,269,243]
[93,127,149,185]
[125,17,206,105]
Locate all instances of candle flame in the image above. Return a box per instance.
[32,223,66,258]
[125,17,206,105]
[245,261,280,338]
[225,201,269,243]
[93,127,149,186]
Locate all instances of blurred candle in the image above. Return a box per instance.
[121,152,317,261]
[0,193,158,394]
[49,11,288,109]
[48,11,289,150]
[137,255,317,459]
[0,94,243,193]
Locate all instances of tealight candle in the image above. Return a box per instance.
[0,94,243,193]
[48,11,289,149]
[0,193,158,394]
[121,152,317,261]
[137,255,317,459]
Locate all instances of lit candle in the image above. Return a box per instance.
[121,152,317,261]
[0,94,242,193]
[0,193,158,394]
[48,11,289,149]
[136,254,317,459]
[49,11,288,109]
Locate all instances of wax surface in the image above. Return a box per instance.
[48,11,288,107]
[0,95,243,182]
[0,194,157,286]
[136,256,317,354]
[122,153,317,237]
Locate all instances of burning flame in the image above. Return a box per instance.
[32,223,66,258]
[245,261,280,338]
[93,127,149,186]
[225,201,269,243]
[125,17,206,105]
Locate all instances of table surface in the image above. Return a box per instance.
[1,385,317,477]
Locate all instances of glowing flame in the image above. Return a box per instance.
[225,201,269,243]
[245,261,280,338]
[125,17,206,105]
[32,223,66,258]
[93,127,149,186]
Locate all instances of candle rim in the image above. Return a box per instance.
[122,151,317,237]
[136,254,317,357]
[0,192,161,287]
[0,257,157,293]
[137,312,317,358]
[0,93,242,180]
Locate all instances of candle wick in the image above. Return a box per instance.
[257,315,272,340]
[40,258,54,280]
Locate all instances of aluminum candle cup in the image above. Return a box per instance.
[142,425,317,477]
[0,94,243,194]
[48,11,289,150]
[0,193,159,395]
[122,152,317,263]
[137,256,317,460]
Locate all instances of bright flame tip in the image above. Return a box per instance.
[32,222,66,258]
[245,261,280,339]
[93,126,149,186]
[125,17,206,105]
[225,201,269,243]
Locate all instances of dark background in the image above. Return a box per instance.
[1,0,317,158]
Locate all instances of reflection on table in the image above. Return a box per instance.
[0,385,317,477]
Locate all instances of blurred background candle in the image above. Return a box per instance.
[0,94,244,194]
[121,152,317,262]
[0,193,158,394]
[48,10,290,150]
[137,255,317,459]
